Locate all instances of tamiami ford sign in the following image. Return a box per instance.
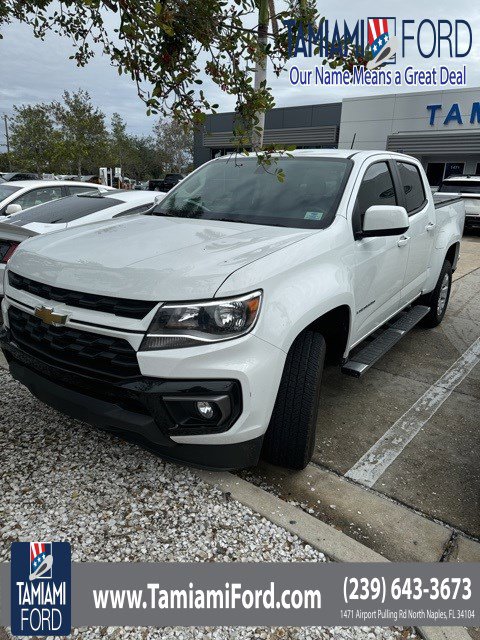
[284,17,474,88]
[427,101,480,125]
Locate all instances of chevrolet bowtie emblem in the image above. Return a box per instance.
[34,306,68,327]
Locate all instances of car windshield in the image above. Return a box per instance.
[152,157,352,228]
[438,180,480,195]
[0,184,21,200]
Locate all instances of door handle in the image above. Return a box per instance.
[397,236,410,247]
[426,222,436,232]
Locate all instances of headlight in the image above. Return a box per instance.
[139,290,262,350]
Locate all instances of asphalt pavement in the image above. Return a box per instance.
[245,235,480,567]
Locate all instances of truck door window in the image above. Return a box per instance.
[353,162,397,236]
[396,162,427,214]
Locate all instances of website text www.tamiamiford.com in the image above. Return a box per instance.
[93,582,321,611]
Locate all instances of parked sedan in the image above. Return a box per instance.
[0,180,113,216]
[0,189,163,303]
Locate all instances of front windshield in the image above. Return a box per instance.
[0,184,21,200]
[152,157,352,228]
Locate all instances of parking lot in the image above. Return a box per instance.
[244,234,480,564]
[0,235,479,557]
[0,235,478,638]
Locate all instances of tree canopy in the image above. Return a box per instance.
[4,89,193,178]
[1,1,289,137]
[1,1,368,176]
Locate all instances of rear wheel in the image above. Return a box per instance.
[420,260,452,328]
[262,330,326,470]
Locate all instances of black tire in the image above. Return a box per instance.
[262,330,326,470]
[420,260,452,328]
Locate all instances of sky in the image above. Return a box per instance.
[1,0,479,149]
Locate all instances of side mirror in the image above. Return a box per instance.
[6,203,22,215]
[362,205,409,237]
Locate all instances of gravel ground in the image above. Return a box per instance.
[0,369,418,640]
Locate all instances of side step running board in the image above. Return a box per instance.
[341,305,430,378]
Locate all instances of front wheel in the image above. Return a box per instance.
[262,330,326,470]
[420,260,452,328]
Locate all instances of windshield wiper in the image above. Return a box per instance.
[151,211,292,228]
[214,217,291,227]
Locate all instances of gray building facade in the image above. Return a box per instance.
[339,87,480,186]
[194,102,342,167]
[194,87,480,186]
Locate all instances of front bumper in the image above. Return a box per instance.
[0,329,266,469]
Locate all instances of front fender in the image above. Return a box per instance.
[216,221,355,354]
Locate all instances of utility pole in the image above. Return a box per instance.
[3,115,12,171]
[252,0,269,151]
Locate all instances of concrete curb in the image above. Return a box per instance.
[196,470,388,563]
[197,470,472,640]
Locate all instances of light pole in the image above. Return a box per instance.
[3,115,12,171]
[252,0,269,151]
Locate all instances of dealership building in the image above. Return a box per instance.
[193,87,480,185]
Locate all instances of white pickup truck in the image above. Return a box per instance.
[437,174,480,231]
[0,150,465,470]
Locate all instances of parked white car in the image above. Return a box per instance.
[437,174,480,231]
[0,180,113,217]
[0,190,163,301]
[0,150,465,470]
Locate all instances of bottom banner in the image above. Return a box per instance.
[1,558,478,634]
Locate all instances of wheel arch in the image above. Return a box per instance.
[291,304,352,365]
[445,242,460,272]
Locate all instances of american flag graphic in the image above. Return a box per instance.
[366,17,397,69]
[368,18,390,47]
[30,542,52,578]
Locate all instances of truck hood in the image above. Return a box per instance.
[9,215,312,300]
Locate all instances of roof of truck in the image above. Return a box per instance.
[288,149,420,160]
[212,149,418,161]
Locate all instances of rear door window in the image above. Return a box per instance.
[396,162,427,214]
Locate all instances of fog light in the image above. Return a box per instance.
[196,401,214,419]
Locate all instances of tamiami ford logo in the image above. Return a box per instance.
[11,542,71,636]
[366,18,398,69]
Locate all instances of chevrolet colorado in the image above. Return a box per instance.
[0,150,465,470]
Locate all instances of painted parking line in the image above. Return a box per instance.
[345,336,480,488]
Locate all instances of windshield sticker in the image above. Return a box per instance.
[304,211,325,221]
